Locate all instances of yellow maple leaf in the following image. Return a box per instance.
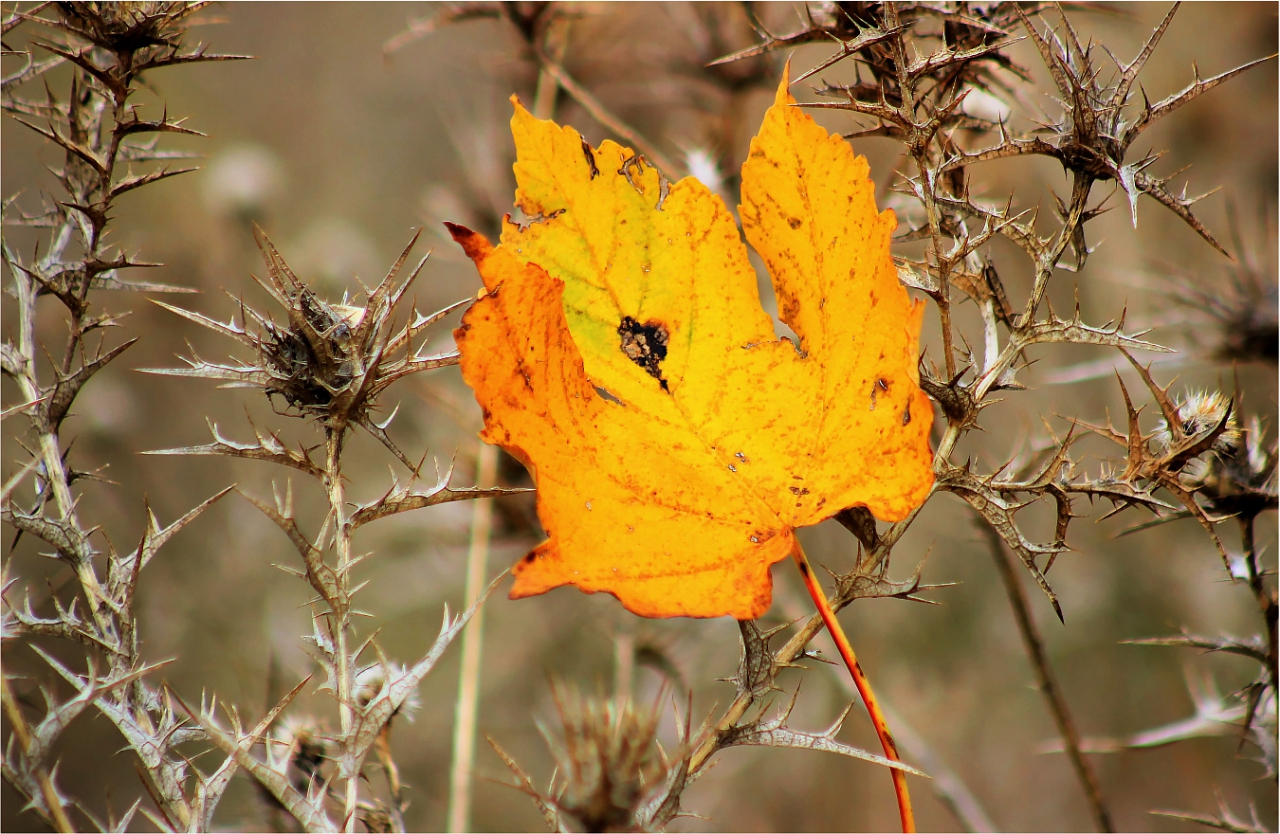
[452,66,934,620]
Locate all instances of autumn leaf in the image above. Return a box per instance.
[452,66,934,620]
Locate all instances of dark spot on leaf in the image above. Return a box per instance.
[618,152,649,195]
[902,401,912,425]
[786,216,802,230]
[870,378,889,411]
[523,552,536,563]
[581,136,599,180]
[618,316,669,390]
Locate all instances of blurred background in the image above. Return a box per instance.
[2,3,1276,831]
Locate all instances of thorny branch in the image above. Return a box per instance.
[143,231,520,831]
[382,3,1275,830]
[3,5,509,831]
[2,4,249,828]
[674,4,1274,830]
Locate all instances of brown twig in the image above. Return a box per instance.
[529,40,679,177]
[446,444,498,833]
[978,518,1114,832]
[1240,516,1278,695]
[686,611,827,775]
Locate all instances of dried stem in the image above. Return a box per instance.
[3,6,247,828]
[687,609,826,775]
[1240,516,1278,695]
[447,444,499,833]
[324,430,359,833]
[978,519,1114,832]
[373,729,407,831]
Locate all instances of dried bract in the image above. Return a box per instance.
[543,686,669,833]
[147,229,462,466]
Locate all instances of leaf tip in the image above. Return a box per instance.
[444,222,489,261]
[775,57,795,106]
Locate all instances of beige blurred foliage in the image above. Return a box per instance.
[2,3,1276,832]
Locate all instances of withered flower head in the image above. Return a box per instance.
[543,685,669,833]
[1188,415,1278,519]
[1156,390,1241,457]
[1171,210,1279,366]
[53,1,206,53]
[354,662,421,722]
[148,229,462,467]
[271,714,331,789]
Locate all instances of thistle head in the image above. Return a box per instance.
[270,714,332,792]
[542,685,669,833]
[53,1,205,53]
[149,229,463,466]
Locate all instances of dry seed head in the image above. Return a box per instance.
[354,662,420,722]
[1149,389,1239,489]
[360,805,394,833]
[1169,211,1279,365]
[1192,415,1279,513]
[1163,390,1241,452]
[544,684,668,833]
[254,284,378,418]
[271,714,331,784]
[55,1,204,52]
[150,231,460,463]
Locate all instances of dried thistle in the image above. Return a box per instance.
[709,4,1275,829]
[1169,207,1280,366]
[543,686,668,833]
[5,3,1274,830]
[489,684,703,834]
[946,5,1272,257]
[1189,415,1279,520]
[2,3,249,828]
[147,229,463,468]
[271,713,334,793]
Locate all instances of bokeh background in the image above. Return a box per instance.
[2,3,1276,831]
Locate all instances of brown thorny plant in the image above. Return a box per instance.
[0,2,1274,833]
[1,3,519,833]
[385,3,1278,832]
